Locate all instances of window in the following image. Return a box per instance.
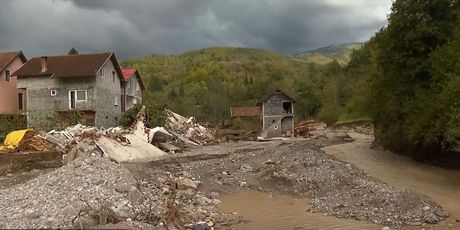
[114,95,119,106]
[50,90,57,96]
[5,69,10,81]
[112,71,116,82]
[18,93,23,110]
[76,90,87,101]
[99,69,104,78]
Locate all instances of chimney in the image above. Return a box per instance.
[41,56,48,73]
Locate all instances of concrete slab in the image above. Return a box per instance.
[96,135,167,163]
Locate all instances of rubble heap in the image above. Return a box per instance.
[164,109,215,146]
[17,130,54,152]
[0,156,223,229]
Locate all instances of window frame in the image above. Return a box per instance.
[75,90,87,101]
[5,69,11,82]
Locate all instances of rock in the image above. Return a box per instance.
[210,191,220,199]
[177,177,198,190]
[382,227,390,230]
[127,186,144,204]
[26,211,42,219]
[112,200,132,217]
[422,206,430,211]
[239,181,247,187]
[194,221,209,230]
[240,164,254,172]
[207,220,215,227]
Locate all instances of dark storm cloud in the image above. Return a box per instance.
[0,0,391,59]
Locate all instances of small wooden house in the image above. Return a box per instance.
[258,89,295,138]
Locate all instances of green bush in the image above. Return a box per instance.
[119,103,166,128]
[0,114,27,141]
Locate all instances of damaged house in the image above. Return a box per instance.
[0,51,27,113]
[121,68,144,112]
[14,52,124,129]
[231,89,295,138]
[259,89,295,138]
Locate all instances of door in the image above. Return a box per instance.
[69,90,76,110]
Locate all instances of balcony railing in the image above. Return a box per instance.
[54,99,96,111]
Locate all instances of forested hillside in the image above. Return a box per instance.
[342,0,460,158]
[121,47,350,126]
[294,43,363,65]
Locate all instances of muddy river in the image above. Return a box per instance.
[219,133,460,229]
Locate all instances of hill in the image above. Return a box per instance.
[121,47,332,125]
[294,42,364,65]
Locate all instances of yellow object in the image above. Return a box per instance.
[2,129,32,150]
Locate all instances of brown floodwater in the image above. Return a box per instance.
[219,190,380,230]
[218,133,460,230]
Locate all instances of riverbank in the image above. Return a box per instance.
[323,132,460,229]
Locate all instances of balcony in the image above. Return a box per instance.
[54,99,96,112]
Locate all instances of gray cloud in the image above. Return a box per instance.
[0,0,391,60]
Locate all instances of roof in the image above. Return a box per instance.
[230,107,261,117]
[13,52,123,80]
[122,67,145,90]
[256,89,295,106]
[0,51,27,73]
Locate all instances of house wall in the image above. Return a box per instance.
[0,57,25,113]
[95,59,122,128]
[17,76,96,129]
[125,73,142,109]
[262,93,294,137]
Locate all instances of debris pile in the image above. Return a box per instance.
[164,109,215,146]
[0,156,224,229]
[294,120,314,137]
[15,130,54,152]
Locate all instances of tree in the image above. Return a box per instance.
[68,47,79,55]
[371,0,458,149]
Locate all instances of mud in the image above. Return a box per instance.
[219,190,379,230]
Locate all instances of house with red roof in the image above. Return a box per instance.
[0,51,27,113]
[14,52,124,129]
[121,68,144,112]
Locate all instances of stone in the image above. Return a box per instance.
[210,191,220,199]
[177,178,198,190]
[382,227,390,230]
[128,186,144,204]
[26,211,42,219]
[422,206,430,211]
[194,221,209,230]
[239,181,247,187]
[240,164,254,172]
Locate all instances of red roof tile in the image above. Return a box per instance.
[230,107,261,117]
[122,68,137,81]
[121,67,145,90]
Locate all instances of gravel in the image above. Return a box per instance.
[156,140,448,228]
[0,156,224,229]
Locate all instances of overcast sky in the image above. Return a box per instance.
[0,0,392,60]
